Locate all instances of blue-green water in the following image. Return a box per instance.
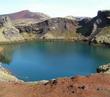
[1,41,110,81]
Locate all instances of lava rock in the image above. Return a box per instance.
[97,64,110,73]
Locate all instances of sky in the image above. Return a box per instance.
[0,0,110,17]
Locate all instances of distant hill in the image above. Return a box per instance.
[65,16,90,21]
[0,10,50,25]
[1,10,50,20]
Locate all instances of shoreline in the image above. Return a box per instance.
[0,61,110,97]
[0,62,109,83]
[0,38,109,47]
[0,39,109,83]
[0,73,109,97]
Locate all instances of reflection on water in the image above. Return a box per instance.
[0,53,10,64]
[0,41,110,81]
[0,44,23,64]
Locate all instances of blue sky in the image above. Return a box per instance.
[0,0,110,17]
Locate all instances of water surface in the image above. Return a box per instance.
[1,41,110,81]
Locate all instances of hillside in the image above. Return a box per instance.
[0,10,110,44]
[0,10,50,26]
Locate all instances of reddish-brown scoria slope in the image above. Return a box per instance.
[0,73,110,97]
[2,10,50,20]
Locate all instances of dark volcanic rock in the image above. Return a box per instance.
[0,16,6,27]
[97,64,110,73]
[0,16,20,38]
[77,17,92,36]
[92,10,110,27]
[16,17,78,35]
[0,16,12,27]
[77,10,110,44]
[89,10,110,43]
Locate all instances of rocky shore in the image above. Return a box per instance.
[0,63,109,97]
[97,63,110,73]
[0,64,21,82]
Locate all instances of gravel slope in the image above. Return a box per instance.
[0,73,109,97]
